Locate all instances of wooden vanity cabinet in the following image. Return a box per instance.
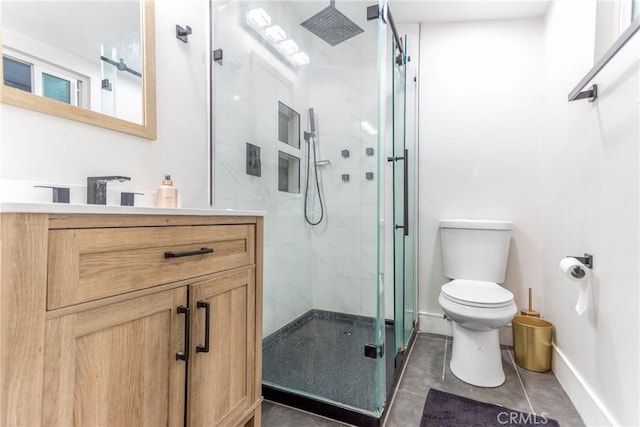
[42,287,188,427]
[0,213,263,427]
[188,268,256,426]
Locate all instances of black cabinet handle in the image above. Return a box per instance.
[196,301,211,353]
[164,247,214,259]
[176,305,190,361]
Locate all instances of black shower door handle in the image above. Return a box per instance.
[196,301,211,353]
[401,149,409,236]
[388,149,409,236]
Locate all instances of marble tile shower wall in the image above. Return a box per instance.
[213,1,314,336]
[214,1,381,335]
[307,38,379,319]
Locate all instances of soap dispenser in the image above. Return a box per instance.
[156,175,178,208]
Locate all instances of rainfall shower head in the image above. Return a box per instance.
[301,0,364,47]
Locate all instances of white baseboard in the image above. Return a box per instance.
[418,311,452,336]
[551,344,616,426]
[499,323,513,347]
[418,311,513,346]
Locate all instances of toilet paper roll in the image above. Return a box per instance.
[559,257,590,281]
[558,257,590,315]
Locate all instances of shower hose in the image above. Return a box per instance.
[304,133,325,226]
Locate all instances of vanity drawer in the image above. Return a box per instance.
[47,224,255,309]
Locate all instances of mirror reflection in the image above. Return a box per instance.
[594,0,640,61]
[2,1,144,124]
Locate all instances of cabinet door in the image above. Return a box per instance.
[42,288,187,427]
[188,267,256,427]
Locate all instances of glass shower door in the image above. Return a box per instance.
[403,34,418,349]
[391,34,416,356]
[212,0,390,421]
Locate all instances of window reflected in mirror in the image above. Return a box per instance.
[595,0,640,59]
[0,0,156,139]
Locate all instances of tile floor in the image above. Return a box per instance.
[262,332,585,427]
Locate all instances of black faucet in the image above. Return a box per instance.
[87,176,131,205]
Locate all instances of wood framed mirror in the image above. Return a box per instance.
[0,0,156,140]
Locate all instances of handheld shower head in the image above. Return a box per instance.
[308,107,316,134]
[304,108,316,142]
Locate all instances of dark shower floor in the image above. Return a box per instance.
[262,309,395,413]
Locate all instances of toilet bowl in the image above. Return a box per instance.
[439,280,517,387]
[437,219,515,388]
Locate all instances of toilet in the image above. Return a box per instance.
[438,219,517,387]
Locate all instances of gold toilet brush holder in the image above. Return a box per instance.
[513,287,553,371]
[520,287,540,318]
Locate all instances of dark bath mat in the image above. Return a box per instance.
[420,389,560,427]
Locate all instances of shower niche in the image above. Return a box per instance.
[278,151,300,193]
[278,101,300,148]
[278,101,301,193]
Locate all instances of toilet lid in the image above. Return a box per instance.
[441,280,514,307]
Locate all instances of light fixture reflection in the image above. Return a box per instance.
[279,39,299,54]
[291,52,310,65]
[361,121,378,135]
[265,25,286,42]
[247,8,271,28]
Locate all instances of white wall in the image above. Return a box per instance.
[542,1,639,425]
[0,0,211,208]
[416,2,639,425]
[417,19,545,319]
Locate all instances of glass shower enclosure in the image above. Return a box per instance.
[210,0,416,424]
[391,33,417,360]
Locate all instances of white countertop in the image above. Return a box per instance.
[0,202,266,217]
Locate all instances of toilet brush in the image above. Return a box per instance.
[520,287,540,317]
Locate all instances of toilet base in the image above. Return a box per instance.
[450,322,505,387]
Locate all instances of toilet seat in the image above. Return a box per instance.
[441,279,514,308]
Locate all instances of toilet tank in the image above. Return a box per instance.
[440,219,512,283]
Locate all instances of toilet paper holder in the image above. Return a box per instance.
[568,253,593,269]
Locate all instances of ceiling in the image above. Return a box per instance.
[254,0,550,30]
[390,0,551,24]
[1,0,551,63]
